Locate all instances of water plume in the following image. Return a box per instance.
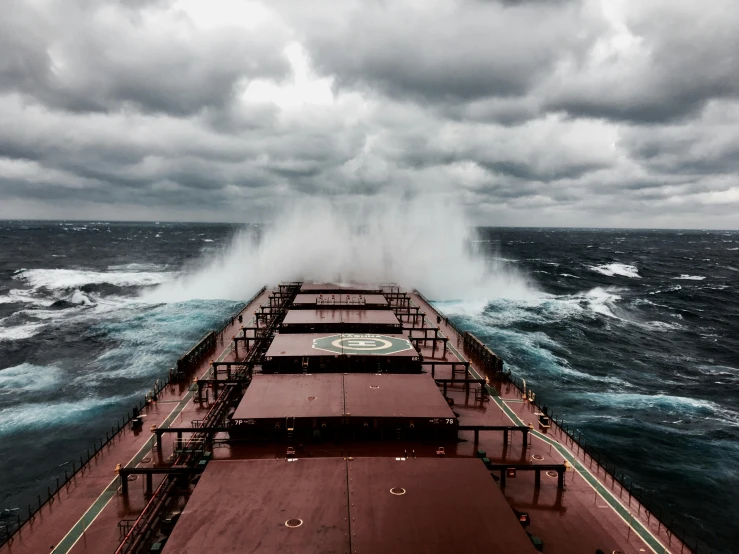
[143,197,535,303]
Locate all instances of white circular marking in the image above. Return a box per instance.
[331,337,393,351]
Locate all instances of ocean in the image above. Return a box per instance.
[0,221,736,552]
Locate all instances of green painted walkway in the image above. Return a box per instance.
[52,319,245,553]
[436,314,672,554]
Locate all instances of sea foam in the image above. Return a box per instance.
[589,263,641,278]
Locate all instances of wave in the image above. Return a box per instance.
[649,284,682,295]
[144,198,536,304]
[582,391,719,412]
[69,290,95,306]
[643,321,684,332]
[464,322,631,389]
[13,268,172,291]
[0,289,46,306]
[107,263,169,272]
[437,286,623,324]
[589,263,641,278]
[0,364,62,394]
[0,322,46,342]
[0,395,128,436]
[673,275,706,281]
[577,287,622,318]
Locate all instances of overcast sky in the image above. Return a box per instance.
[1,0,738,228]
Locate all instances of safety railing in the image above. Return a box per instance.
[413,289,714,554]
[0,296,261,547]
[506,372,715,554]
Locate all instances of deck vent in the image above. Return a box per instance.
[127,475,138,482]
[369,385,380,389]
[285,518,303,528]
[532,454,544,461]
[546,470,558,478]
[390,488,406,496]
[307,396,316,401]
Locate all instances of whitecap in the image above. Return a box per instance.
[581,392,723,413]
[0,363,62,394]
[577,287,622,319]
[589,263,640,278]
[107,263,168,272]
[649,285,682,295]
[673,275,705,281]
[69,290,95,306]
[0,395,128,436]
[0,322,45,341]
[643,321,684,332]
[13,268,172,290]
[0,289,52,306]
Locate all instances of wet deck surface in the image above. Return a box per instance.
[292,293,388,307]
[232,373,454,420]
[282,308,401,326]
[165,457,537,554]
[265,333,417,358]
[411,292,686,554]
[1,286,689,554]
[343,373,454,419]
[164,459,350,554]
[232,374,345,420]
[1,289,270,554]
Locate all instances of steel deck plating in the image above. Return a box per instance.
[0,283,693,554]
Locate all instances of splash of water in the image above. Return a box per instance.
[143,197,535,303]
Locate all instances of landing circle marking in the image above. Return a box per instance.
[312,334,413,355]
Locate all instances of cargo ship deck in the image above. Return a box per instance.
[0,283,692,554]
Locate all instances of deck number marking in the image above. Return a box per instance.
[313,334,413,355]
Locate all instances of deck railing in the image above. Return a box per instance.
[0,290,266,547]
[413,289,714,554]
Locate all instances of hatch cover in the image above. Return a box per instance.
[312,334,413,356]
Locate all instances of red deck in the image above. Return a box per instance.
[164,457,537,554]
[343,373,454,419]
[281,308,400,327]
[0,284,691,554]
[231,373,454,421]
[231,374,344,420]
[265,333,416,358]
[348,457,538,553]
[163,459,350,554]
[292,293,388,307]
[299,283,380,293]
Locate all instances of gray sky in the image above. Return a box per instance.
[1,0,738,228]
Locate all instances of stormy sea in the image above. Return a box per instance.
[0,220,736,553]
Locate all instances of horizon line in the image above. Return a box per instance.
[0,218,737,232]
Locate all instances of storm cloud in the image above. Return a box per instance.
[0,0,737,228]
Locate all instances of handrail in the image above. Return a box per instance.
[0,292,265,547]
[413,289,710,553]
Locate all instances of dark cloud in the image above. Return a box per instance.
[0,0,290,116]
[276,0,600,104]
[0,0,737,228]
